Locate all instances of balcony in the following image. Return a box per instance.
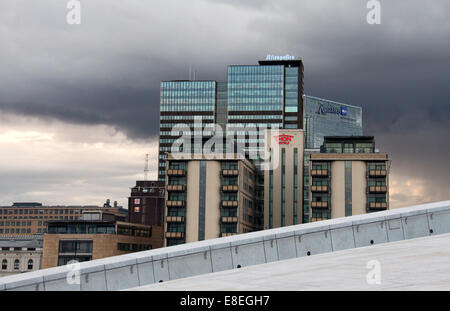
[311,170,328,177]
[221,216,238,223]
[166,200,185,208]
[221,185,238,192]
[369,186,387,193]
[222,169,238,176]
[220,232,237,237]
[167,185,186,192]
[167,169,186,177]
[311,201,328,209]
[165,232,185,239]
[311,185,328,192]
[369,202,387,210]
[369,170,387,177]
[221,200,238,208]
[166,216,185,223]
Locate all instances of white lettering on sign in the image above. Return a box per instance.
[265,54,296,61]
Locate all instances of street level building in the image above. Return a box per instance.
[0,235,43,277]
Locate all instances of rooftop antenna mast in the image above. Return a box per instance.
[144,153,149,181]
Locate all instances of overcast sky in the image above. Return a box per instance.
[0,0,448,209]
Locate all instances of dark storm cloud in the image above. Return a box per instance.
[0,0,449,204]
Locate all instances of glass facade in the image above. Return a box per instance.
[227,65,284,112]
[304,95,363,149]
[160,81,216,112]
[285,67,299,113]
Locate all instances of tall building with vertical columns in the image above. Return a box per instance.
[164,154,257,246]
[264,129,304,229]
[308,136,390,222]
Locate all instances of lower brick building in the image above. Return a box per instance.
[42,210,163,269]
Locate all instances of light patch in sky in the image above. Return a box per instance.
[0,112,158,208]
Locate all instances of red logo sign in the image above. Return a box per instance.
[274,135,294,144]
[134,199,140,205]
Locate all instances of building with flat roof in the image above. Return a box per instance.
[303,95,363,149]
[0,203,127,236]
[164,153,257,246]
[42,210,163,269]
[158,57,305,181]
[128,180,165,227]
[264,129,304,229]
[0,235,43,277]
[308,136,390,222]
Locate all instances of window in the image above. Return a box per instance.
[28,259,33,270]
[2,259,7,270]
[14,259,20,270]
[59,240,93,254]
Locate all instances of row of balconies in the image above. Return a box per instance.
[369,186,387,193]
[311,201,328,209]
[222,169,239,176]
[167,185,186,192]
[167,169,186,177]
[368,202,388,210]
[221,185,238,192]
[369,170,387,177]
[167,200,239,208]
[166,216,185,223]
[221,200,238,207]
[311,170,328,177]
[165,231,184,239]
[311,185,328,192]
[221,216,238,223]
[166,200,185,207]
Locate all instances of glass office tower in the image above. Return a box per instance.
[158,81,217,180]
[303,95,363,149]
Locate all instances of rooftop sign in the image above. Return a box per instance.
[265,54,296,61]
[274,134,294,144]
[317,104,348,116]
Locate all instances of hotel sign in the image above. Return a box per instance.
[265,54,296,61]
[274,134,294,144]
[317,104,348,116]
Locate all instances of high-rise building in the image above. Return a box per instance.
[128,180,165,226]
[264,129,304,229]
[308,136,390,222]
[303,95,363,149]
[158,57,305,181]
[158,81,217,180]
[164,154,257,246]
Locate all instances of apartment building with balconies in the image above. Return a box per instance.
[164,153,257,246]
[308,136,390,222]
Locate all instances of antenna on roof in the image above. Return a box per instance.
[189,63,192,80]
[144,153,149,181]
